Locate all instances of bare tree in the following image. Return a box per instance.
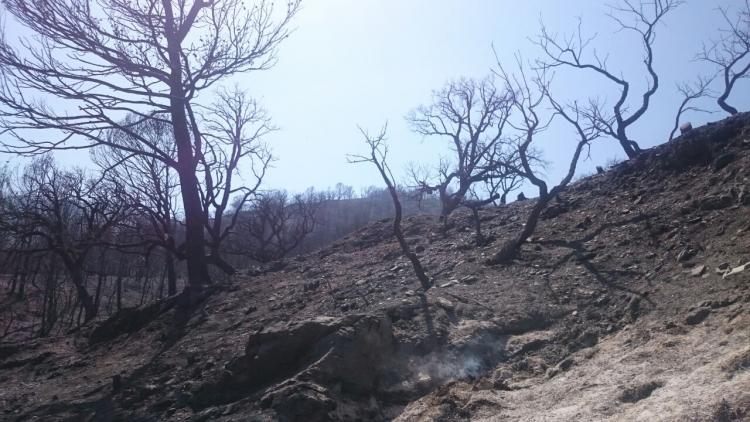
[535,0,682,158]
[349,126,432,291]
[669,75,715,141]
[407,77,514,222]
[1,157,128,321]
[237,189,322,263]
[92,117,181,295]
[0,0,300,298]
[198,88,274,274]
[485,160,524,206]
[697,0,750,115]
[487,61,602,265]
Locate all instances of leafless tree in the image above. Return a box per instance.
[0,0,300,298]
[1,157,129,321]
[484,162,524,206]
[487,61,602,265]
[237,189,322,263]
[92,117,181,295]
[407,77,514,222]
[697,0,750,115]
[669,75,715,141]
[349,126,432,291]
[535,0,682,158]
[198,88,274,274]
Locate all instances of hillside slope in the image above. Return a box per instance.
[1,114,750,421]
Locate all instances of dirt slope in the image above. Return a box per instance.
[1,113,750,421]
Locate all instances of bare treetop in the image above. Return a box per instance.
[0,0,300,155]
[0,0,300,294]
[535,0,682,158]
[407,77,515,219]
[697,0,750,115]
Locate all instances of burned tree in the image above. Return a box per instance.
[487,62,602,265]
[198,88,274,274]
[669,76,715,141]
[407,77,514,222]
[1,157,128,321]
[349,126,432,291]
[0,0,300,298]
[535,0,682,158]
[697,0,750,115]
[92,117,181,295]
[238,189,323,263]
[484,155,525,206]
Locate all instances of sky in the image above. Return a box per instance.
[239,0,750,194]
[2,0,749,197]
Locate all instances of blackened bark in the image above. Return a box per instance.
[166,251,177,296]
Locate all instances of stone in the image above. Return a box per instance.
[619,381,663,403]
[716,263,731,275]
[685,308,710,325]
[436,297,454,311]
[690,265,706,277]
[546,357,574,378]
[723,262,749,279]
[698,195,733,211]
[260,381,336,422]
[193,314,395,411]
[712,152,736,171]
[677,248,697,262]
[303,280,321,292]
[460,275,478,284]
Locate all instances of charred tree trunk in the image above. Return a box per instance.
[487,195,549,264]
[471,207,484,245]
[165,251,177,296]
[392,205,431,291]
[718,92,739,116]
[352,128,432,291]
[616,127,641,159]
[164,19,211,299]
[70,269,97,323]
[115,271,123,312]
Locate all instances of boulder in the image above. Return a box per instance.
[685,308,710,325]
[192,313,395,414]
[237,314,393,394]
[260,381,336,422]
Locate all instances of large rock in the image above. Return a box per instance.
[192,314,394,419]
[235,314,393,393]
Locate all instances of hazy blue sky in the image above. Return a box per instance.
[2,0,748,196]
[242,0,748,194]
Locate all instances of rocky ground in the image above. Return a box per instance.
[1,114,750,421]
